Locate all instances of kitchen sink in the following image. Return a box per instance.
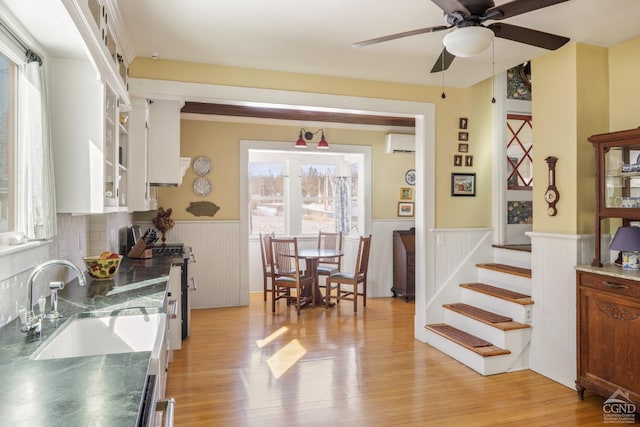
[30,313,166,361]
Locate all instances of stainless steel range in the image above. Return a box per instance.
[153,243,196,340]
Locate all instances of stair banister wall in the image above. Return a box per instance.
[426,228,493,325]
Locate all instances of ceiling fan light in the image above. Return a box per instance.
[443,26,494,58]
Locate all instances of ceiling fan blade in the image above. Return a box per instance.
[430,48,456,73]
[352,25,449,47]
[488,23,570,50]
[431,0,471,17]
[485,0,569,21]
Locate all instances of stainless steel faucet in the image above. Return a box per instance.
[21,260,87,335]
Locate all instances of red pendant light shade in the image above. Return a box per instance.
[294,128,330,149]
[295,130,308,149]
[316,131,329,149]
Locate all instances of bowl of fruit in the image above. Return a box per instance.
[83,251,122,280]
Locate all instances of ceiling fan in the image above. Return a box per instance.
[353,0,571,73]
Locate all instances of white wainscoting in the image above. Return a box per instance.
[528,232,595,389]
[165,221,243,309]
[424,228,493,325]
[167,219,417,309]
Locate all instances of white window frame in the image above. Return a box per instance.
[242,140,371,238]
[0,28,26,244]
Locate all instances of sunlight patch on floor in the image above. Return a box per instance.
[267,339,306,379]
[256,326,288,348]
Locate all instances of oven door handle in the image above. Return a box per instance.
[189,277,197,291]
[155,398,175,427]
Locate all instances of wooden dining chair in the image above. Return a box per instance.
[325,235,372,312]
[316,231,343,292]
[259,232,275,302]
[269,237,315,315]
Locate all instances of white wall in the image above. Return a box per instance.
[528,231,595,389]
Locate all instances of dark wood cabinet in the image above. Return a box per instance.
[392,229,415,301]
[576,270,640,409]
[577,127,640,413]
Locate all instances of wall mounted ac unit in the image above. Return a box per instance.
[385,134,415,153]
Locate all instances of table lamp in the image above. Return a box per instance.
[609,226,640,269]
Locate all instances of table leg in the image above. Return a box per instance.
[303,258,319,307]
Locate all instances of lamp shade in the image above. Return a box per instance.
[295,130,308,149]
[316,131,329,149]
[609,226,640,251]
[442,26,494,58]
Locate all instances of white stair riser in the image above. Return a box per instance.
[461,288,533,324]
[493,248,531,269]
[477,269,531,295]
[426,330,511,376]
[444,309,531,349]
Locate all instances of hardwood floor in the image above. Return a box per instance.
[166,294,610,426]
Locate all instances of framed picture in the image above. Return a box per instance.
[400,187,413,200]
[458,131,469,141]
[454,155,463,166]
[398,202,415,217]
[451,173,476,197]
[465,155,473,167]
[459,117,468,129]
[458,143,469,153]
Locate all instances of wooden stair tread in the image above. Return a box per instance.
[492,244,531,253]
[460,282,534,305]
[426,324,511,357]
[476,263,531,278]
[443,303,530,331]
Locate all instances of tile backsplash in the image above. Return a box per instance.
[0,212,133,329]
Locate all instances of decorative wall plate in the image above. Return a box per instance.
[404,169,416,186]
[192,156,211,176]
[193,177,212,196]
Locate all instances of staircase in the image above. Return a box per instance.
[425,246,533,375]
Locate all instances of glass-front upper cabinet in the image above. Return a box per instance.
[603,145,640,209]
[104,84,117,207]
[589,127,640,266]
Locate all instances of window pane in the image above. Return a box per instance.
[249,162,285,235]
[0,53,16,234]
[301,163,336,234]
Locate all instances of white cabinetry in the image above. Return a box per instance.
[49,58,127,213]
[168,265,182,352]
[149,100,185,186]
[49,0,133,213]
[127,97,151,211]
[62,0,130,102]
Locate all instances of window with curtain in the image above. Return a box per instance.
[249,149,363,237]
[0,21,56,242]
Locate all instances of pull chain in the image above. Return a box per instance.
[441,50,446,99]
[491,41,496,104]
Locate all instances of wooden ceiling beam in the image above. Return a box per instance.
[181,102,415,128]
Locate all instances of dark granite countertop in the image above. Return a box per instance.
[0,254,182,427]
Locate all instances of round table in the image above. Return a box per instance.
[297,248,344,306]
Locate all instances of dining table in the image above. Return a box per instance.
[297,248,344,307]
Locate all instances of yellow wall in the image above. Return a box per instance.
[532,43,608,234]
[609,36,640,131]
[130,59,494,227]
[436,78,493,228]
[154,120,414,221]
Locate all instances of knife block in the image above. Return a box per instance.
[127,239,153,259]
